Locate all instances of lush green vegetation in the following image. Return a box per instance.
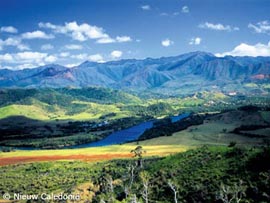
[0,116,146,149]
[139,114,205,140]
[1,88,270,122]
[0,146,269,202]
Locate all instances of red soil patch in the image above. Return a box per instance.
[251,74,270,80]
[0,154,133,166]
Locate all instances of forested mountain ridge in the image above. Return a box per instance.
[1,52,269,95]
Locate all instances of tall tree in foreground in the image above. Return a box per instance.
[130,146,146,168]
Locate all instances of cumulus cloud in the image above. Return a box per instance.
[96,35,132,44]
[199,22,239,31]
[0,37,30,51]
[69,53,104,63]
[15,64,37,70]
[189,37,201,45]
[71,54,88,60]
[96,37,116,44]
[39,21,108,41]
[110,50,122,58]
[182,6,189,13]
[0,51,58,69]
[141,5,151,10]
[0,26,18,33]
[0,53,13,62]
[21,30,54,39]
[116,36,132,42]
[17,44,30,51]
[65,44,83,50]
[161,39,174,47]
[215,41,270,57]
[59,52,70,57]
[15,52,48,62]
[44,55,57,63]
[88,54,104,62]
[248,21,270,34]
[39,21,132,44]
[41,44,54,50]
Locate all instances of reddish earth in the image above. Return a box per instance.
[251,74,270,80]
[0,154,133,166]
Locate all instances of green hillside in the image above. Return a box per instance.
[1,146,269,202]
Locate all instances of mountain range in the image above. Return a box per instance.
[0,51,270,95]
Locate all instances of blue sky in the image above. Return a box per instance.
[0,0,270,69]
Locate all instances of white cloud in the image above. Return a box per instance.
[38,22,57,29]
[71,54,88,60]
[15,63,37,70]
[0,37,30,51]
[59,52,70,57]
[248,21,270,34]
[0,65,14,70]
[65,44,83,50]
[0,26,18,33]
[21,30,54,39]
[141,5,151,10]
[96,35,132,44]
[0,53,13,62]
[116,36,132,42]
[44,55,57,63]
[161,39,174,47]
[215,41,270,57]
[69,53,104,62]
[189,37,201,45]
[88,54,104,62]
[0,51,56,65]
[110,50,122,58]
[17,44,30,51]
[199,22,239,31]
[41,44,54,50]
[65,63,80,68]
[39,21,131,44]
[16,51,48,62]
[182,6,189,13]
[39,21,108,41]
[96,37,116,44]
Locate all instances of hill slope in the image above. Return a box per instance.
[1,52,270,95]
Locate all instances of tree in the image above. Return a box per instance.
[129,194,139,203]
[168,180,178,203]
[123,164,136,199]
[140,171,150,203]
[217,180,246,203]
[131,146,146,168]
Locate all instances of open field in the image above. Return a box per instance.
[134,110,270,146]
[0,145,189,166]
[135,122,264,146]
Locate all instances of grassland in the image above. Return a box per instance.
[135,109,270,146]
[0,145,189,166]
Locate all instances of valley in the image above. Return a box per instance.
[0,52,270,203]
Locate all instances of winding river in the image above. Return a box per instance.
[68,113,190,148]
